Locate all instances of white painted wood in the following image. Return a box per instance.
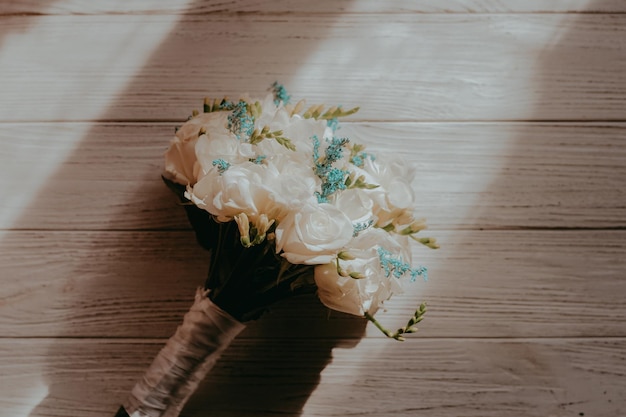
[2,0,626,15]
[0,230,623,339]
[0,14,624,122]
[1,122,624,231]
[1,338,624,417]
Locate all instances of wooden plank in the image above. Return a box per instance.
[2,337,624,417]
[0,230,624,339]
[3,0,626,15]
[1,122,624,231]
[0,14,624,122]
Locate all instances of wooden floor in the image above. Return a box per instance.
[1,1,625,416]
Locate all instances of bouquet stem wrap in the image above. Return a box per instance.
[118,288,246,417]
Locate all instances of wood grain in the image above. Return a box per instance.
[2,337,624,417]
[2,0,626,15]
[2,122,624,231]
[0,230,623,339]
[1,3,625,417]
[1,14,624,122]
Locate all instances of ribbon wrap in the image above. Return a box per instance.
[119,288,246,417]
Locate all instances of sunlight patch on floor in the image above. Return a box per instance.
[0,0,193,235]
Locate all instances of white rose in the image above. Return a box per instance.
[275,203,353,265]
[331,188,375,225]
[363,156,416,209]
[164,111,233,185]
[314,228,405,316]
[349,156,418,229]
[195,132,255,176]
[189,162,281,223]
[164,135,201,185]
[268,155,320,212]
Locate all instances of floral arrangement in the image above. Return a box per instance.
[115,83,438,417]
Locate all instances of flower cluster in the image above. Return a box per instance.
[164,83,437,331]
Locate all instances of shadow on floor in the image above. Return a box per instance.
[19,1,367,417]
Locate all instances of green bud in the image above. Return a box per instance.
[417,237,440,249]
[338,251,356,261]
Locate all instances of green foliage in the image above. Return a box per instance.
[302,104,360,120]
[364,303,427,341]
[249,125,296,151]
[344,171,379,190]
[411,235,440,250]
[203,96,235,113]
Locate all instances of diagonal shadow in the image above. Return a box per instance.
[349,1,626,415]
[13,1,367,417]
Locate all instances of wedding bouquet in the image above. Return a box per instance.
[115,83,438,417]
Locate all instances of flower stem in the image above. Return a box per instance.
[364,312,397,339]
[364,303,427,342]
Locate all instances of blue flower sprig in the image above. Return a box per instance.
[271,81,291,106]
[227,101,255,140]
[349,143,375,167]
[377,247,428,283]
[312,135,350,203]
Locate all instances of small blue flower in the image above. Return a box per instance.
[352,220,374,237]
[377,247,428,282]
[326,117,340,132]
[311,135,351,203]
[351,155,364,167]
[212,159,231,174]
[218,99,235,110]
[271,81,291,106]
[249,155,267,164]
[227,101,255,140]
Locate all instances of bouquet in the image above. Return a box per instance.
[115,83,438,417]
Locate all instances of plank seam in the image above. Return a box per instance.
[1,119,626,125]
[1,335,625,341]
[2,12,626,18]
[3,226,626,233]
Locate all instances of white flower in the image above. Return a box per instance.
[365,157,416,208]
[331,188,375,225]
[164,135,201,185]
[314,228,406,316]
[164,111,237,185]
[350,156,418,229]
[275,202,353,265]
[195,131,254,175]
[188,161,282,223]
[268,155,320,212]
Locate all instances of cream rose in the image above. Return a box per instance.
[188,162,282,223]
[331,188,375,225]
[314,228,405,316]
[164,111,235,185]
[195,131,254,175]
[274,203,353,265]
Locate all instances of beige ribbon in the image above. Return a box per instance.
[124,288,246,417]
